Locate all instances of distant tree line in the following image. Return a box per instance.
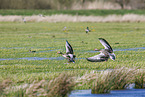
[0,0,144,9]
[0,0,94,9]
[111,0,145,9]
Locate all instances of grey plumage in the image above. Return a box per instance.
[86,38,115,62]
[57,40,76,63]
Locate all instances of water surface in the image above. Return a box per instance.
[0,57,65,61]
[69,89,145,97]
[0,47,144,61]
[85,47,145,53]
[114,47,145,51]
[0,57,85,61]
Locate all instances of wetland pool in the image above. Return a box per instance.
[0,47,144,61]
[69,89,145,97]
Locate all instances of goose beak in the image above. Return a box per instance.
[94,49,99,51]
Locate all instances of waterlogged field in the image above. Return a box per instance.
[0,22,145,96]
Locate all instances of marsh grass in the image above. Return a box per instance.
[109,67,136,90]
[1,72,75,97]
[0,79,12,95]
[26,72,75,97]
[135,69,145,88]
[76,67,137,94]
[91,70,112,94]
[0,22,145,95]
[94,67,135,93]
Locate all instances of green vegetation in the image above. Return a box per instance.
[0,9,145,16]
[0,22,145,96]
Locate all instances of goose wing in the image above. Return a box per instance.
[65,40,74,54]
[109,53,116,60]
[86,53,108,62]
[99,38,113,52]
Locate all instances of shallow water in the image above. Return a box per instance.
[114,47,145,51]
[0,57,64,61]
[69,89,145,97]
[0,47,55,49]
[85,47,145,53]
[0,47,144,61]
[37,49,57,53]
[1,47,26,49]
[0,57,85,61]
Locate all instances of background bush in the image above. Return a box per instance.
[0,0,144,9]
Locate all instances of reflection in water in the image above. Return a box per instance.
[69,89,145,97]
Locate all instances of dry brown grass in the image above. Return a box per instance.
[0,14,145,22]
[26,72,75,97]
[1,68,145,95]
[91,70,112,94]
[0,79,12,94]
[76,67,137,94]
[135,69,145,88]
[108,67,136,90]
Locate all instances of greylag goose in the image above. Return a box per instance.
[57,40,76,63]
[86,38,115,62]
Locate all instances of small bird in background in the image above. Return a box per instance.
[63,26,67,32]
[29,49,36,53]
[22,17,26,23]
[52,35,55,38]
[39,14,45,17]
[86,38,115,62]
[28,36,32,38]
[85,27,91,33]
[81,41,88,44]
[57,40,76,63]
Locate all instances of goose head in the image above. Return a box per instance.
[57,51,63,54]
[94,49,100,51]
[29,49,32,52]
